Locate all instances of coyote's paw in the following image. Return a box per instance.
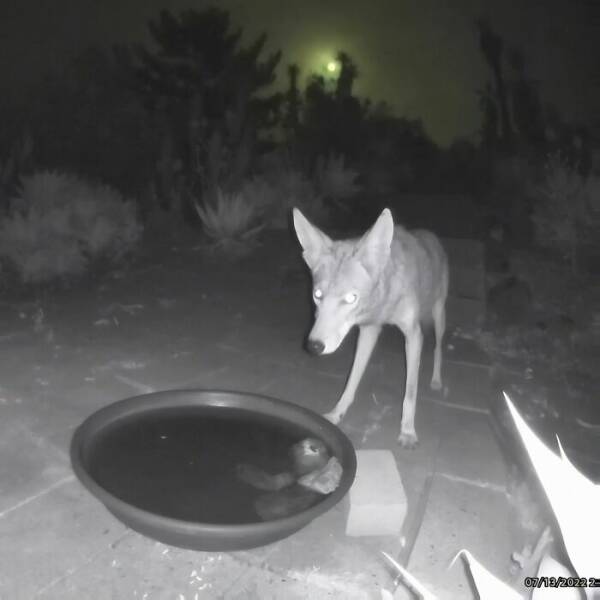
[397,431,419,449]
[323,410,344,425]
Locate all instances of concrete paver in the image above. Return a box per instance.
[431,360,494,413]
[0,479,128,600]
[0,416,71,515]
[434,408,508,491]
[36,534,249,600]
[241,502,394,599]
[407,475,515,599]
[226,561,375,600]
[422,358,503,488]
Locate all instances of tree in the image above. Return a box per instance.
[477,83,499,149]
[128,8,282,208]
[25,46,155,194]
[508,48,545,149]
[476,18,513,149]
[298,52,368,161]
[283,64,301,139]
[335,52,358,100]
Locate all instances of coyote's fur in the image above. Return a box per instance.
[293,207,449,447]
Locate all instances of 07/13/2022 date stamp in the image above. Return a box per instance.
[524,576,599,589]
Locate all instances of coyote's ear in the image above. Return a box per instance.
[355,208,394,272]
[292,208,332,269]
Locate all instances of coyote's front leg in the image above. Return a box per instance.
[323,325,381,424]
[397,321,423,448]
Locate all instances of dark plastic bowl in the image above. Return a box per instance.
[70,389,357,551]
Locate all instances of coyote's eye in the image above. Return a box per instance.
[313,288,323,302]
[343,292,358,305]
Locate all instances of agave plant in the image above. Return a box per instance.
[380,394,599,600]
[193,186,264,251]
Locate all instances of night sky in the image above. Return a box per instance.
[1,0,597,145]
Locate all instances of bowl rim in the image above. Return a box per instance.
[70,388,357,539]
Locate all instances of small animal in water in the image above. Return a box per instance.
[292,207,449,448]
[236,437,340,520]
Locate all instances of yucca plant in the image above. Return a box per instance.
[193,186,264,252]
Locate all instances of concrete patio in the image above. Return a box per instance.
[0,231,523,599]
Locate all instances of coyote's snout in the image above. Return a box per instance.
[305,287,359,356]
[293,207,449,448]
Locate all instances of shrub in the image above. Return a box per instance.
[313,153,361,205]
[244,173,323,229]
[193,186,264,250]
[482,155,538,247]
[243,153,325,228]
[532,152,599,273]
[0,171,142,283]
[0,130,35,211]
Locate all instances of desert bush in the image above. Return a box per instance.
[243,153,325,228]
[532,152,599,273]
[483,155,538,247]
[0,171,142,283]
[313,153,361,205]
[0,130,35,210]
[193,186,264,250]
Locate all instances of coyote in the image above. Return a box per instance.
[293,208,449,447]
